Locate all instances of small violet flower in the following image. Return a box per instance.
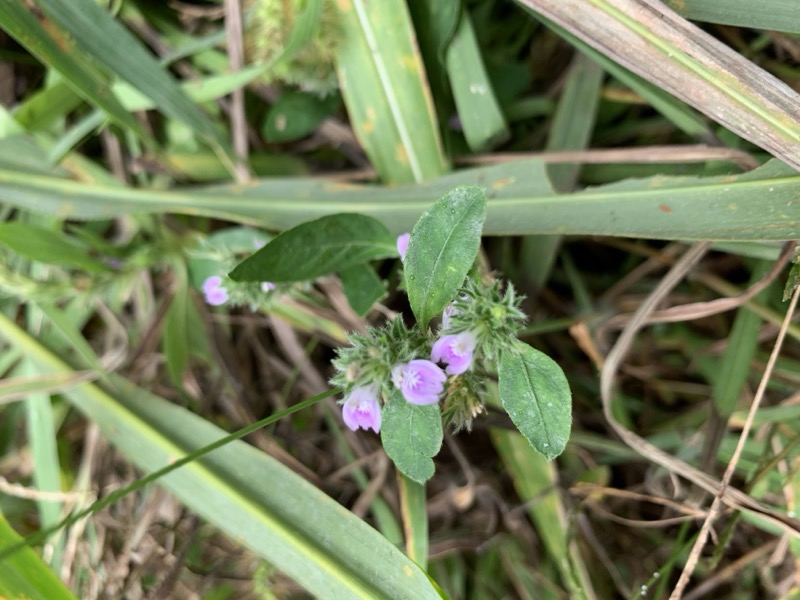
[396,232,410,261]
[202,275,229,306]
[341,385,382,433]
[391,359,446,405]
[261,281,276,292]
[431,331,477,375]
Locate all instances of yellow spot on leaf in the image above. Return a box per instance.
[395,143,409,166]
[491,177,515,190]
[362,107,376,135]
[403,565,414,576]
[336,0,352,12]
[399,54,420,74]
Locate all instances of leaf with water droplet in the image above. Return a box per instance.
[498,342,572,460]
[405,186,486,327]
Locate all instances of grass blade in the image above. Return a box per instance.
[34,0,231,159]
[3,155,800,240]
[517,0,800,169]
[0,4,145,137]
[446,9,510,152]
[663,0,800,33]
[0,511,76,600]
[334,0,448,182]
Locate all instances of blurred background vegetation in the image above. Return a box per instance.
[1,0,800,598]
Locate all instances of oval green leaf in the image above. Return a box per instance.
[229,213,396,283]
[405,186,486,327]
[381,389,443,484]
[498,342,572,460]
[338,263,387,316]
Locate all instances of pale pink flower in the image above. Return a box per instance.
[431,331,478,375]
[396,232,410,261]
[261,281,276,292]
[341,385,382,433]
[391,359,446,405]
[202,275,229,306]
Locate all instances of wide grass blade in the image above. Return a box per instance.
[2,153,800,240]
[0,311,441,600]
[333,0,448,183]
[663,0,800,33]
[516,0,800,170]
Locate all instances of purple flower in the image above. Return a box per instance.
[202,275,229,306]
[261,281,276,292]
[391,359,446,405]
[431,331,477,375]
[341,385,382,433]
[396,232,410,261]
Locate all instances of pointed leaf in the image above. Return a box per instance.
[381,389,443,484]
[405,186,486,327]
[339,264,387,316]
[229,214,395,283]
[498,342,572,460]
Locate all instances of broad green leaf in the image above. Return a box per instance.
[35,0,228,153]
[405,186,486,327]
[262,92,339,143]
[338,264,387,316]
[498,342,572,460]
[229,214,396,283]
[0,3,145,137]
[663,0,800,34]
[0,510,77,600]
[0,222,109,273]
[0,312,440,600]
[381,389,443,484]
[333,0,448,183]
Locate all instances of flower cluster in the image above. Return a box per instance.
[201,274,276,308]
[331,234,525,434]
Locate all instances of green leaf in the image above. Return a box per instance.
[405,186,486,327]
[446,10,510,152]
[0,222,108,273]
[333,0,448,183]
[784,261,800,302]
[7,149,800,241]
[35,0,228,153]
[0,3,145,137]
[163,265,190,383]
[339,264,387,316]
[0,510,77,600]
[664,0,800,34]
[0,311,441,600]
[381,389,443,484]
[498,342,572,460]
[262,92,339,143]
[229,214,396,283]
